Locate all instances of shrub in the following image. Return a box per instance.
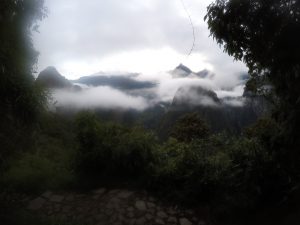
[74,112,159,180]
[170,112,210,143]
[2,153,73,193]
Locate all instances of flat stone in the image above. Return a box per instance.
[95,214,107,222]
[28,197,45,210]
[180,218,193,225]
[147,202,156,208]
[54,203,61,212]
[62,205,71,213]
[117,190,133,198]
[157,211,168,219]
[135,200,147,211]
[110,196,121,204]
[50,194,64,202]
[148,197,155,202]
[93,188,106,195]
[108,189,120,195]
[65,194,75,201]
[155,218,165,225]
[136,217,146,225]
[127,206,135,212]
[168,216,177,223]
[127,211,135,218]
[168,208,176,215]
[41,191,52,199]
[145,213,153,220]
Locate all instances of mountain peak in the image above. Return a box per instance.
[175,64,192,74]
[36,67,72,89]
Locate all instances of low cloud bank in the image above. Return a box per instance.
[51,68,248,110]
[52,86,148,110]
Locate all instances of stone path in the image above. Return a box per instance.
[21,188,208,225]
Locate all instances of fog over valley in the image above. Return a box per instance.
[39,65,247,111]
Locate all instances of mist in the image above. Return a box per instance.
[52,86,148,110]
[49,68,247,110]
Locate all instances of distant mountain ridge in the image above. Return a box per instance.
[36,65,269,138]
[171,64,215,79]
[74,75,156,90]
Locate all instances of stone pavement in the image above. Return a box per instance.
[23,188,208,225]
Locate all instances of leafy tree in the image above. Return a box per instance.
[205,0,300,167]
[171,112,210,142]
[0,0,46,162]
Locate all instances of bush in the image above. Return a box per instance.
[2,153,73,193]
[74,112,159,180]
[170,112,210,142]
[1,113,76,193]
[150,135,232,201]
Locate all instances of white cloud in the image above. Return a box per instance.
[52,86,148,110]
[34,0,247,83]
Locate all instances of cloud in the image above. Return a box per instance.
[154,74,216,103]
[50,69,248,110]
[52,86,148,110]
[34,0,247,82]
[215,85,245,98]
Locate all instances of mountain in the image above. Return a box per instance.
[171,64,215,79]
[37,66,269,139]
[171,85,220,109]
[195,69,215,79]
[36,67,73,89]
[74,75,156,90]
[158,85,268,138]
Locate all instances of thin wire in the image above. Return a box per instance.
[180,0,195,58]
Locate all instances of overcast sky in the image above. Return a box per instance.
[33,0,247,80]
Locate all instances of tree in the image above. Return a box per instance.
[171,113,210,143]
[0,0,46,162]
[205,0,300,166]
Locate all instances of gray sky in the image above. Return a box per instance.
[34,0,247,81]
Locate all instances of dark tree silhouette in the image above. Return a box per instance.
[0,0,46,161]
[205,0,300,167]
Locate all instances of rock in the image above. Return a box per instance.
[108,189,120,195]
[148,196,155,202]
[117,190,133,199]
[145,213,153,221]
[180,218,193,225]
[50,194,64,203]
[93,188,106,195]
[95,214,107,222]
[136,217,146,225]
[41,191,52,199]
[135,200,147,211]
[65,194,75,201]
[168,208,177,216]
[62,205,71,213]
[28,197,45,210]
[155,218,165,225]
[147,202,156,208]
[168,216,177,223]
[127,206,135,212]
[157,211,168,219]
[127,211,135,218]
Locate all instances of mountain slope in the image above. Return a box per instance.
[74,75,156,90]
[36,67,72,89]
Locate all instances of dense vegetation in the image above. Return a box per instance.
[1,0,300,224]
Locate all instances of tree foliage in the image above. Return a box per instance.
[171,112,210,143]
[0,0,46,161]
[205,0,300,164]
